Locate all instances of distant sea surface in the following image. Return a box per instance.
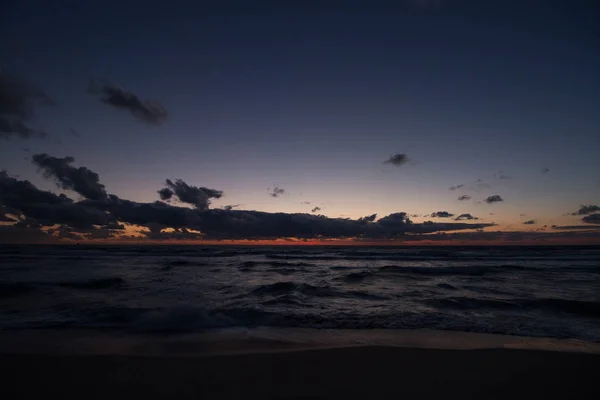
[1,245,600,342]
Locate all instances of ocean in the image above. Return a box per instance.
[1,245,600,343]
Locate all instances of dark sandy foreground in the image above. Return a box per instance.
[1,346,599,399]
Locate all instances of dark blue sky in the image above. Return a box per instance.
[1,0,599,240]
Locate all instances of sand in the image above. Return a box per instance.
[2,345,599,399]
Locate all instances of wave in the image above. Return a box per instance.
[426,296,600,318]
[340,271,376,282]
[56,277,125,289]
[378,264,537,276]
[250,281,389,301]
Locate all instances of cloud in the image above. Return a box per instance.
[0,207,16,221]
[571,205,600,215]
[32,154,108,200]
[471,180,491,192]
[383,153,409,167]
[523,220,536,225]
[269,185,285,198]
[552,225,600,230]
[0,71,53,140]
[300,201,311,204]
[2,155,503,242]
[455,213,479,221]
[88,80,168,125]
[582,214,600,225]
[0,171,114,229]
[457,195,471,201]
[430,211,454,218]
[542,167,550,174]
[358,214,377,223]
[159,179,223,210]
[484,195,504,204]
[311,207,321,213]
[449,184,464,191]
[0,117,47,140]
[223,204,240,211]
[494,172,511,180]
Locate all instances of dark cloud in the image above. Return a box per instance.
[311,207,321,213]
[0,171,113,229]
[542,167,550,174]
[69,128,80,137]
[88,80,168,125]
[1,156,498,242]
[82,195,203,230]
[485,195,504,204]
[300,201,311,205]
[457,195,471,201]
[383,153,409,167]
[0,117,47,140]
[523,220,536,225]
[0,72,53,140]
[159,179,223,210]
[32,154,107,200]
[269,185,285,198]
[455,213,479,221]
[582,214,600,225]
[223,204,240,211]
[449,184,464,191]
[571,205,600,216]
[430,211,454,218]
[551,225,600,230]
[0,208,16,221]
[157,188,173,201]
[358,214,377,223]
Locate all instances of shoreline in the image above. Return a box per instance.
[2,327,600,357]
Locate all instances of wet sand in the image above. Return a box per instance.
[2,345,599,399]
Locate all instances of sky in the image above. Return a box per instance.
[1,0,599,244]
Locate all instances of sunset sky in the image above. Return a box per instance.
[1,0,599,244]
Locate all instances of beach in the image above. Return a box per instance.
[3,345,599,399]
[2,328,600,399]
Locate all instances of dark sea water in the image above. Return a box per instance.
[1,245,600,342]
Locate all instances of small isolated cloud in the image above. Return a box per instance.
[494,171,511,180]
[457,195,471,201]
[223,204,240,211]
[32,153,107,200]
[159,179,223,210]
[485,195,504,204]
[472,180,491,192]
[301,201,311,204]
[430,211,454,218]
[311,207,321,213]
[523,220,536,225]
[88,80,168,125]
[269,185,285,198]
[70,128,80,137]
[571,205,600,216]
[542,167,550,174]
[0,71,53,140]
[449,184,464,191]
[582,214,600,225]
[383,153,409,167]
[455,213,479,221]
